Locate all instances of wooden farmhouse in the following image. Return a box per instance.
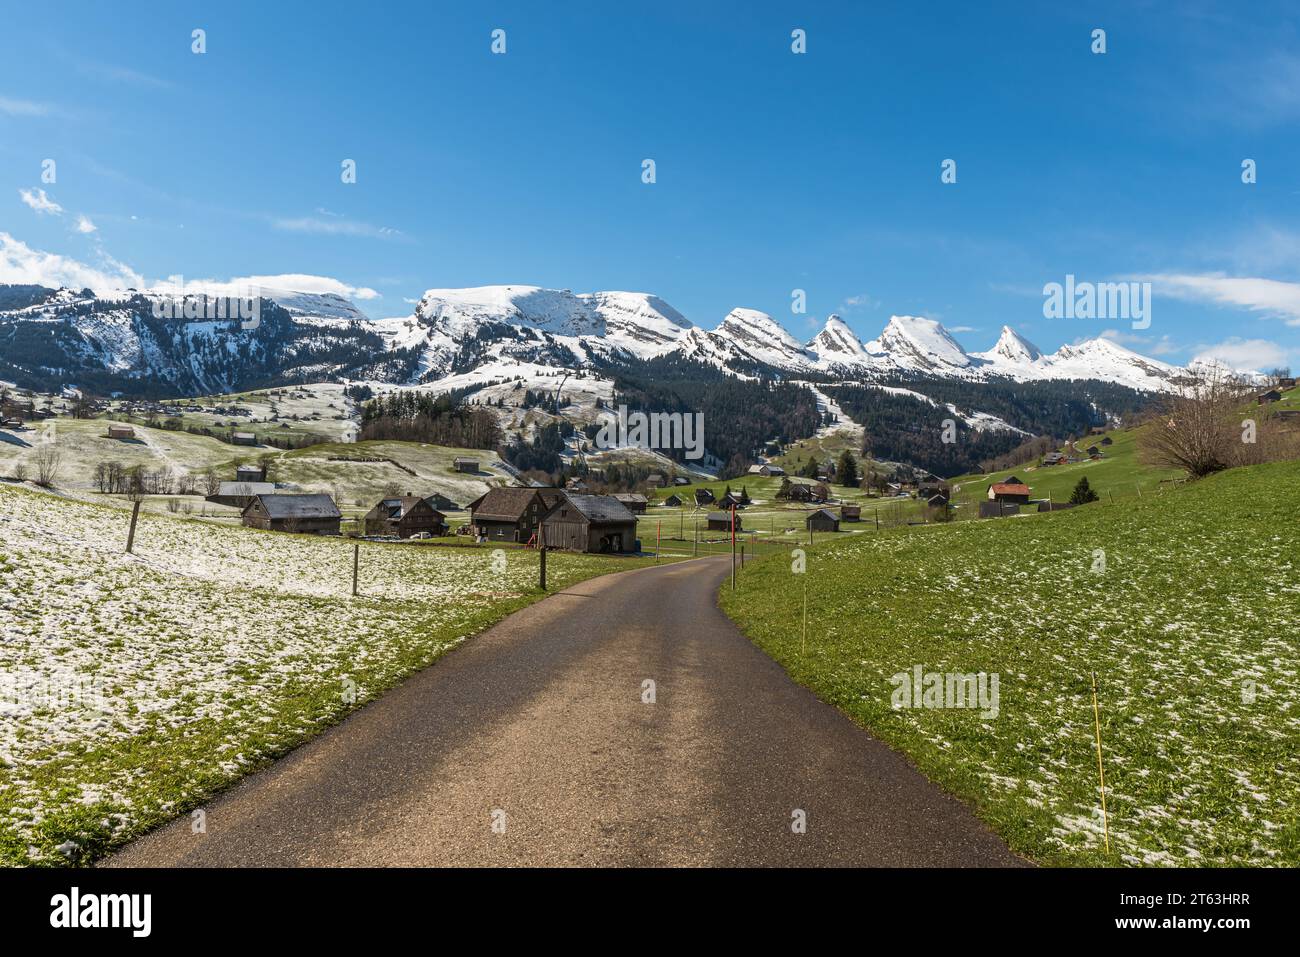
[540,493,638,553]
[979,500,1021,518]
[236,464,266,483]
[467,487,566,543]
[207,481,276,508]
[840,504,862,521]
[241,493,341,535]
[107,424,135,440]
[364,496,449,538]
[424,492,461,512]
[694,488,716,507]
[806,508,840,532]
[231,431,257,446]
[747,463,785,476]
[662,493,684,507]
[988,480,1031,504]
[613,493,648,514]
[707,511,741,532]
[453,457,479,473]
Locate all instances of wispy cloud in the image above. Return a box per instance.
[74,214,97,234]
[0,95,50,116]
[1191,337,1291,372]
[0,231,144,291]
[18,188,63,215]
[1138,272,1300,326]
[273,216,402,239]
[838,292,878,313]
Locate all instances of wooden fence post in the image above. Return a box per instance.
[125,499,141,554]
[352,542,359,596]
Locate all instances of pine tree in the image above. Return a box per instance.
[837,450,859,487]
[1069,476,1099,504]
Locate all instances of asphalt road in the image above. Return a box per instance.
[106,555,1026,867]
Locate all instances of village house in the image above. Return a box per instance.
[453,457,479,473]
[241,493,341,535]
[613,493,648,514]
[662,493,684,507]
[1257,390,1282,405]
[786,482,814,503]
[979,501,1020,518]
[806,508,840,533]
[694,488,716,507]
[707,511,741,532]
[424,492,461,512]
[539,493,638,553]
[645,473,666,489]
[107,424,135,440]
[841,503,861,522]
[1100,436,1113,446]
[1279,376,1297,389]
[231,431,257,446]
[236,464,266,484]
[207,481,276,508]
[467,487,549,543]
[747,463,786,477]
[987,480,1031,504]
[1042,451,1067,466]
[363,495,448,538]
[673,476,690,486]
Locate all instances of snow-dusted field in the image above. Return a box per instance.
[0,482,650,865]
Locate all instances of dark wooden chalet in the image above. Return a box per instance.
[364,496,448,538]
[806,508,839,532]
[236,464,266,484]
[467,487,549,543]
[662,493,684,507]
[979,501,1020,519]
[207,480,276,508]
[840,504,861,521]
[241,493,341,535]
[613,493,648,514]
[694,488,716,507]
[706,511,741,532]
[453,457,479,473]
[540,493,638,553]
[425,492,461,512]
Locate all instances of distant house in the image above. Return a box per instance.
[979,501,1020,519]
[540,493,637,553]
[721,491,745,509]
[207,481,276,508]
[566,478,590,492]
[241,493,341,535]
[1100,436,1114,446]
[453,457,479,473]
[236,464,265,484]
[707,511,741,532]
[673,476,690,486]
[811,483,831,503]
[662,493,683,507]
[988,481,1031,504]
[748,463,785,476]
[1086,445,1101,456]
[1257,390,1282,405]
[1042,452,1067,466]
[467,487,550,543]
[425,492,461,512]
[840,504,861,522]
[107,424,135,440]
[646,473,666,488]
[694,488,716,507]
[927,493,951,509]
[231,431,257,446]
[1280,377,1297,389]
[364,496,448,538]
[787,482,814,503]
[806,508,839,533]
[613,493,648,514]
[1089,426,1107,435]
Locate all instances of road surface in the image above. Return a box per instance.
[107,555,1025,867]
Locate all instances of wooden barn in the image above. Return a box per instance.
[236,464,266,484]
[613,493,648,514]
[453,457,479,473]
[425,492,461,512]
[364,496,448,538]
[806,508,840,532]
[539,493,638,553]
[467,487,549,543]
[979,501,1020,518]
[107,424,135,440]
[707,511,741,532]
[987,481,1031,504]
[694,488,716,507]
[662,493,684,507]
[207,481,276,508]
[840,504,861,521]
[241,493,341,535]
[231,431,257,446]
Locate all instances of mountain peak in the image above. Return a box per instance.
[868,315,971,370]
[983,325,1043,364]
[808,314,866,360]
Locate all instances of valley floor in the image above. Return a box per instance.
[720,460,1300,866]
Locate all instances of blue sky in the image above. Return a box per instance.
[2,1,1300,369]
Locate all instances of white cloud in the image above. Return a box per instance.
[0,232,144,291]
[74,214,97,234]
[0,95,49,116]
[273,216,401,239]
[1139,272,1300,325]
[18,188,63,215]
[949,325,976,333]
[1099,328,1180,357]
[1191,337,1291,373]
[0,232,379,306]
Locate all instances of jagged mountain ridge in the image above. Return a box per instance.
[0,281,1202,397]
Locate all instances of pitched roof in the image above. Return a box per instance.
[808,508,838,521]
[990,482,1030,495]
[247,493,341,520]
[547,493,636,524]
[217,481,275,497]
[370,496,443,521]
[613,493,647,505]
[707,511,735,523]
[469,487,540,522]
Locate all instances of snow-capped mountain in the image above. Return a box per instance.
[0,280,1206,398]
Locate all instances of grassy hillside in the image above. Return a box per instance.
[0,482,670,866]
[719,460,1300,867]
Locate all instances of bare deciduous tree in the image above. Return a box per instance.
[33,446,62,487]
